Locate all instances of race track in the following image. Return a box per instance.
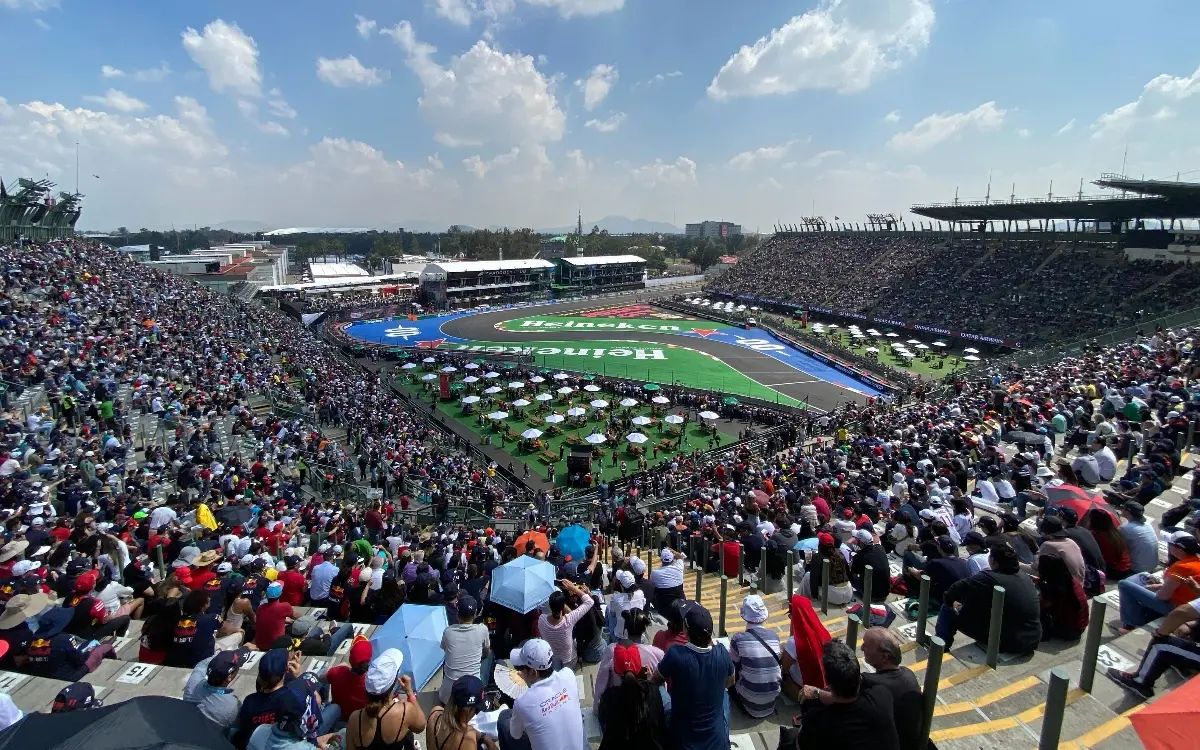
[432,292,874,411]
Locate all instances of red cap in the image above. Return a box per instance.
[817,532,835,547]
[349,636,372,667]
[612,643,643,676]
[74,571,98,594]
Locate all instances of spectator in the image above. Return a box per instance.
[937,544,1041,653]
[537,580,594,670]
[728,595,781,718]
[648,548,686,615]
[347,649,426,750]
[861,628,922,750]
[1107,599,1200,699]
[183,648,248,729]
[653,603,733,750]
[1037,556,1089,642]
[324,636,373,722]
[439,595,492,704]
[780,595,831,701]
[255,581,295,650]
[797,640,900,750]
[849,529,890,603]
[427,675,500,750]
[1117,502,1159,574]
[597,641,667,750]
[1116,533,1200,632]
[499,639,585,750]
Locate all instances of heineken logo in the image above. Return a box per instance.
[447,343,667,360]
[515,319,684,332]
[415,339,446,349]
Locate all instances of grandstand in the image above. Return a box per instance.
[0,177,82,242]
[553,254,646,292]
[419,258,555,307]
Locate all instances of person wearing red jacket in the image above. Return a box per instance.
[277,556,308,606]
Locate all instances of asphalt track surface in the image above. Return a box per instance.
[438,290,869,412]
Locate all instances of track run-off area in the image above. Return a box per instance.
[340,291,880,411]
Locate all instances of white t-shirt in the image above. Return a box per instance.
[510,668,585,750]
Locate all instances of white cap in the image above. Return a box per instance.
[741,594,769,624]
[510,639,554,671]
[629,557,646,576]
[852,529,874,545]
[318,543,331,553]
[660,549,674,564]
[11,560,38,576]
[614,570,635,589]
[364,648,405,694]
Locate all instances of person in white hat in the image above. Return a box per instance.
[346,648,426,749]
[500,639,584,750]
[728,594,781,718]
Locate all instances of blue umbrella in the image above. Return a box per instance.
[371,604,449,691]
[556,524,591,562]
[794,537,820,553]
[490,556,557,614]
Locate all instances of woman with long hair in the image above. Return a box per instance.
[801,532,853,605]
[594,607,664,708]
[597,642,666,750]
[348,649,427,750]
[1037,554,1088,641]
[1088,508,1132,580]
[426,676,498,750]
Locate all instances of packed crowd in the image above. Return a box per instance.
[0,237,1198,749]
[710,234,1200,345]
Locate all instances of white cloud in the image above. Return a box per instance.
[521,0,623,18]
[1056,118,1075,135]
[577,64,617,111]
[83,89,149,113]
[355,14,377,38]
[887,101,1006,151]
[181,19,262,97]
[238,94,294,136]
[1092,63,1200,139]
[99,63,171,82]
[0,0,57,9]
[257,121,290,137]
[266,89,296,120]
[631,156,697,187]
[584,112,625,132]
[431,0,474,25]
[727,140,797,169]
[463,147,520,178]
[33,17,49,29]
[804,149,844,167]
[883,109,901,123]
[427,153,444,170]
[1017,127,1031,138]
[637,70,682,88]
[386,21,565,148]
[708,0,935,99]
[316,55,389,87]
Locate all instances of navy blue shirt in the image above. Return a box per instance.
[167,612,220,668]
[25,633,90,682]
[658,643,734,750]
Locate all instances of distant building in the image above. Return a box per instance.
[537,235,573,260]
[420,258,555,307]
[685,221,742,240]
[555,255,646,291]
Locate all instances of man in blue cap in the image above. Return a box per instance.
[234,648,299,747]
[183,648,248,729]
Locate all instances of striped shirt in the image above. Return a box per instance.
[729,626,781,718]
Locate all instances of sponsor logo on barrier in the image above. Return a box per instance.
[446,343,668,360]
[415,339,446,349]
[517,319,684,332]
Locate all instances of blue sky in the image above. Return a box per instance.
[2,0,1199,231]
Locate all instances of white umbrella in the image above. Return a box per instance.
[461,395,481,404]
[827,323,838,329]
[631,416,652,426]
[484,386,503,395]
[750,306,759,311]
[521,428,543,440]
[932,341,947,348]
[463,375,480,383]
[915,343,929,350]
[465,363,480,370]
[512,399,531,408]
[421,373,438,381]
[544,414,565,424]
[963,354,981,362]
[441,366,458,374]
[964,347,980,354]
[486,411,509,420]
[584,384,601,392]
[529,376,545,384]
[556,386,574,395]
[735,304,746,311]
[664,414,684,425]
[626,432,649,444]
[590,399,609,409]
[484,372,500,379]
[891,342,907,348]
[699,410,719,420]
[508,382,524,390]
[567,407,587,417]
[422,357,437,363]
[885,332,899,338]
[553,373,569,380]
[401,363,417,370]
[852,332,866,339]
[865,346,879,353]
[651,396,670,405]
[906,339,921,345]
[535,393,553,402]
[619,398,639,407]
[900,351,916,359]
[585,433,607,445]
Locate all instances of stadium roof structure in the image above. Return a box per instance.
[911,174,1200,223]
[425,259,554,274]
[557,254,645,266]
[309,262,369,279]
[262,227,374,236]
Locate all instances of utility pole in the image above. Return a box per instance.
[75,141,79,194]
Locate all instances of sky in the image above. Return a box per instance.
[2,0,1200,232]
